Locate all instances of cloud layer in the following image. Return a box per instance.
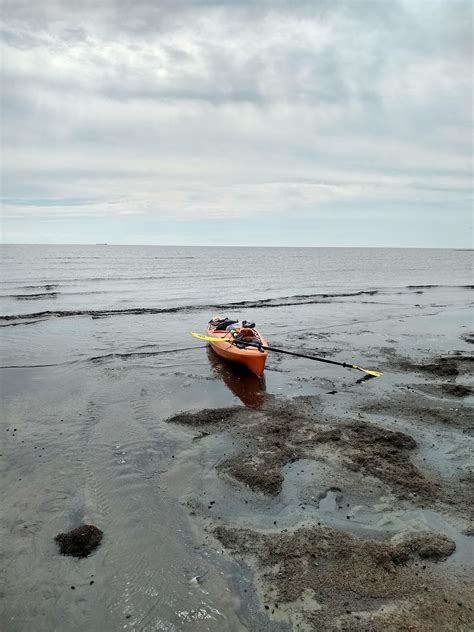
[1,0,472,245]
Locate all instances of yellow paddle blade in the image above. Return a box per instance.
[191,332,233,343]
[352,365,383,377]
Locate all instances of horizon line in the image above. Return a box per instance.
[0,243,472,250]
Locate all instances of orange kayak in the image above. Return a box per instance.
[207,316,268,377]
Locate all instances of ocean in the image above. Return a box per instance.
[1,244,472,317]
[1,245,472,631]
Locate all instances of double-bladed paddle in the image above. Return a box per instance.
[191,332,383,378]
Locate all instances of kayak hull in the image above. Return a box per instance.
[206,322,268,377]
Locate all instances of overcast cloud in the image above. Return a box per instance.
[1,0,472,246]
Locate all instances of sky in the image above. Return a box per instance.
[1,0,472,247]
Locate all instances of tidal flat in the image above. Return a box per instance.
[1,249,473,630]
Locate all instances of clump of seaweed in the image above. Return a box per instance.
[55,524,103,558]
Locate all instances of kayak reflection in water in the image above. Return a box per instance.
[206,347,266,410]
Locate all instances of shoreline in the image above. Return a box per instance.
[1,280,473,630]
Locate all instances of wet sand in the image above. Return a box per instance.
[165,375,473,630]
[1,283,473,630]
[161,290,474,630]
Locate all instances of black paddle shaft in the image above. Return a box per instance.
[237,340,351,369]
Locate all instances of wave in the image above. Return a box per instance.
[1,285,473,325]
[10,292,60,300]
[0,290,381,323]
[0,319,44,327]
[18,284,60,290]
[1,289,126,298]
[0,345,204,369]
[40,255,196,260]
[0,275,171,285]
[406,284,474,290]
[0,306,200,322]
[87,345,203,363]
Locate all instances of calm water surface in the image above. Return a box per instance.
[1,245,472,317]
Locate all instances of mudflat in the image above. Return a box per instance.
[166,378,473,630]
[161,294,473,630]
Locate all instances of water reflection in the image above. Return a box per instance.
[206,347,266,409]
